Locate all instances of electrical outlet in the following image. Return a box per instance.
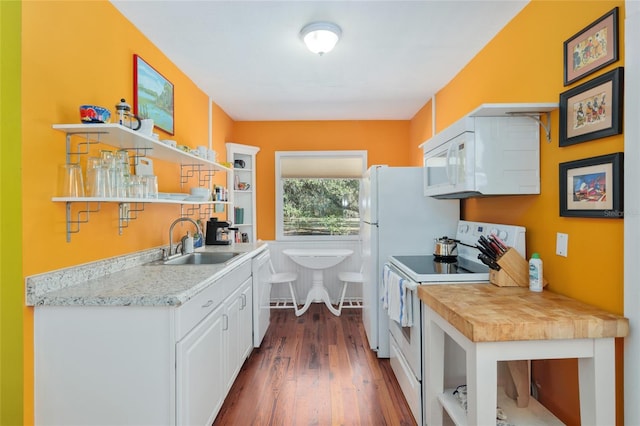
[556,232,568,257]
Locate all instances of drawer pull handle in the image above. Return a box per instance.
[202,300,214,308]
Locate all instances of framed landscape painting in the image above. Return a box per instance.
[559,152,623,218]
[133,55,174,135]
[563,7,618,86]
[559,67,623,147]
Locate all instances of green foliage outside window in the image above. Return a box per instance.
[283,178,359,236]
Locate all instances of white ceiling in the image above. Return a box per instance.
[111,0,529,121]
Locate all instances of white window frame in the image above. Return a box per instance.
[275,150,367,241]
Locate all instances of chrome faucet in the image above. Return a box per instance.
[168,217,202,258]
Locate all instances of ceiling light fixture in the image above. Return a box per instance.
[300,22,342,55]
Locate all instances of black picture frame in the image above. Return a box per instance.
[559,67,623,147]
[563,7,618,86]
[559,152,623,218]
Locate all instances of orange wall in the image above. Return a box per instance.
[231,120,410,240]
[409,1,625,424]
[408,100,432,165]
[21,2,233,422]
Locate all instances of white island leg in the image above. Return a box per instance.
[466,344,498,425]
[425,307,445,426]
[578,338,616,426]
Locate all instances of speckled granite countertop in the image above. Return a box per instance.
[26,243,267,307]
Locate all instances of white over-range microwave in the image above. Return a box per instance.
[421,103,556,199]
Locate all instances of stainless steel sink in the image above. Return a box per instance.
[157,252,243,265]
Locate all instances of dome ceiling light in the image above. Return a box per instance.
[300,22,342,55]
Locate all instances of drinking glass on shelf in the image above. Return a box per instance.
[85,157,100,197]
[100,150,117,198]
[127,175,144,199]
[58,163,85,198]
[115,150,131,198]
[142,175,158,199]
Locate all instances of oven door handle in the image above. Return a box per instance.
[386,263,419,291]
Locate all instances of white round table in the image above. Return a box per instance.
[283,248,354,316]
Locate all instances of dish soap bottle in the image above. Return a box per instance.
[194,220,203,248]
[182,232,194,254]
[529,253,543,292]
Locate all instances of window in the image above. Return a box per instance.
[276,151,367,240]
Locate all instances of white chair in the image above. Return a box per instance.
[337,267,364,314]
[268,260,301,315]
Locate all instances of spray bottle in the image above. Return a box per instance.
[529,253,543,292]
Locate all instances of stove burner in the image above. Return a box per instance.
[433,255,458,263]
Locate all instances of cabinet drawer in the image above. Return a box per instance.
[176,260,252,340]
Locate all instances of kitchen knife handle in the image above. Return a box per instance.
[478,236,498,258]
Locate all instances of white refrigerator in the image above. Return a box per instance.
[361,166,459,357]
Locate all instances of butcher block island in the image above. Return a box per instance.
[418,284,629,426]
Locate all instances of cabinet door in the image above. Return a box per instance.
[223,278,254,392]
[239,277,254,360]
[224,288,243,392]
[176,303,226,426]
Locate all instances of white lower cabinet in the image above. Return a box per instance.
[239,280,253,360]
[176,302,226,426]
[222,277,252,392]
[34,259,254,426]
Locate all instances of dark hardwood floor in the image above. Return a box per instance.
[214,304,417,425]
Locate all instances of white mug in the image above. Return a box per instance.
[138,119,154,136]
[197,146,208,158]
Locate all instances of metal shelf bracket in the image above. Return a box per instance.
[118,202,146,235]
[507,111,553,143]
[180,164,216,186]
[66,132,101,163]
[66,201,101,242]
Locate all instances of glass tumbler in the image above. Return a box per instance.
[58,163,85,197]
[100,150,117,198]
[115,150,131,197]
[127,175,144,199]
[85,157,101,197]
[143,175,158,199]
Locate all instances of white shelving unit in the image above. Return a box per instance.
[53,123,233,241]
[226,143,260,243]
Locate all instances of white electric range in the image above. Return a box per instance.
[385,220,526,425]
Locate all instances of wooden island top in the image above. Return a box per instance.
[417,284,629,342]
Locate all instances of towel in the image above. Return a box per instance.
[382,265,413,327]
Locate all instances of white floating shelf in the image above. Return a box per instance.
[53,123,232,171]
[468,103,559,117]
[52,197,230,206]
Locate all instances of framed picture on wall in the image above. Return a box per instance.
[559,152,623,218]
[133,55,175,135]
[559,67,623,147]
[563,7,618,86]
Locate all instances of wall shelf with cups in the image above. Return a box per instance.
[53,123,234,241]
[53,123,231,179]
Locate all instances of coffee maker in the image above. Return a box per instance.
[205,217,236,245]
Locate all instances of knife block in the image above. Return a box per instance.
[489,248,530,287]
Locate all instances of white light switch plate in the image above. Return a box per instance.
[556,233,568,257]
